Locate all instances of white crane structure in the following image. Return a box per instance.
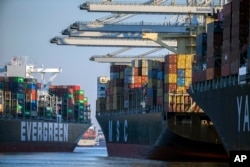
[89,48,164,64]
[1,57,62,92]
[51,0,227,63]
[50,36,177,48]
[80,0,222,15]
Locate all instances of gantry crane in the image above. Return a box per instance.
[51,0,226,63]
[50,36,177,48]
[89,48,164,64]
[80,1,222,15]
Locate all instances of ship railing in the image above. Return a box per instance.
[97,105,163,116]
[189,75,239,93]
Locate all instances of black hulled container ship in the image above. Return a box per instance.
[96,56,227,161]
[0,57,91,152]
[189,0,250,155]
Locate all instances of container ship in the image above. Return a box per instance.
[96,57,227,161]
[189,0,250,155]
[78,126,98,147]
[0,57,91,152]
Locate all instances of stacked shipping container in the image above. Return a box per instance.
[0,77,38,117]
[206,21,223,80]
[163,54,201,113]
[0,76,90,121]
[192,33,207,83]
[192,0,250,81]
[96,55,202,114]
[96,76,109,113]
[49,85,89,121]
[221,0,249,76]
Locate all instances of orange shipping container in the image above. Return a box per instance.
[165,54,177,64]
[164,64,177,74]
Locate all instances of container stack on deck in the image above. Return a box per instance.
[206,21,223,80]
[0,76,38,117]
[96,76,110,113]
[49,85,89,121]
[164,54,201,113]
[96,54,202,114]
[0,75,90,121]
[192,0,249,82]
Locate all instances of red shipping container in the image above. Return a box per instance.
[134,76,141,84]
[206,57,214,68]
[134,83,142,88]
[192,71,198,83]
[164,64,177,74]
[165,54,177,64]
[199,70,206,82]
[141,76,148,85]
[221,52,230,65]
[164,83,177,93]
[221,63,230,76]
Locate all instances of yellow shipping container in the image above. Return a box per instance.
[164,74,177,83]
[142,59,149,68]
[177,55,186,68]
[177,86,187,93]
[185,55,194,68]
[141,67,148,76]
[185,77,192,87]
[185,69,192,78]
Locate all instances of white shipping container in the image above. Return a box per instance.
[132,59,142,67]
[97,76,110,84]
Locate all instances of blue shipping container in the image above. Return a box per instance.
[177,69,185,78]
[177,78,185,86]
[157,71,164,80]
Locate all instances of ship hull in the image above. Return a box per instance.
[0,119,91,152]
[189,84,250,154]
[96,112,227,161]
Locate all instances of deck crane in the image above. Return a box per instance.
[0,57,62,117]
[1,57,62,92]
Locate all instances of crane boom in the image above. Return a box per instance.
[80,1,223,15]
[50,36,173,48]
[89,56,164,63]
[68,21,189,33]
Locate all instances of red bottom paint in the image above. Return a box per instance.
[106,143,229,161]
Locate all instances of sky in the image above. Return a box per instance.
[0,0,174,126]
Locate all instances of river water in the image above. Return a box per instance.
[0,147,229,167]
